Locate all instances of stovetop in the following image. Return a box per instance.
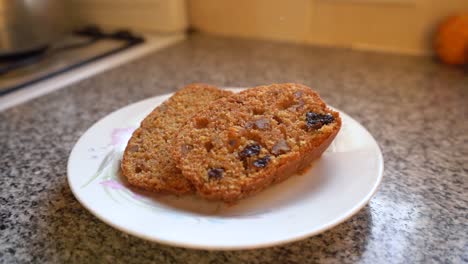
[0,26,143,95]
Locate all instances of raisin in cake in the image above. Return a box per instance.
[173,83,341,201]
[121,84,232,194]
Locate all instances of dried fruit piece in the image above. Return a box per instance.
[294,91,303,98]
[128,145,139,152]
[254,118,270,130]
[239,144,261,159]
[245,118,269,130]
[272,115,283,124]
[290,100,305,110]
[306,112,334,130]
[271,139,290,155]
[253,108,265,115]
[253,156,271,168]
[194,118,209,129]
[204,142,214,152]
[228,139,237,147]
[208,168,224,179]
[180,144,193,155]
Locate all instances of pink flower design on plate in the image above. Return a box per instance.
[111,127,136,146]
[131,192,144,200]
[100,179,126,190]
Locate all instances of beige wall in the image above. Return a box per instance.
[0,1,187,35]
[68,0,187,33]
[189,0,311,44]
[189,0,468,55]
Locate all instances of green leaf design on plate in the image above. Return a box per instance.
[81,149,116,188]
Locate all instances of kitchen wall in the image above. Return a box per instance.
[4,1,464,55]
[0,2,4,33]
[68,0,187,33]
[189,0,468,55]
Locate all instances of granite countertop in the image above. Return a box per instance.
[1,34,467,263]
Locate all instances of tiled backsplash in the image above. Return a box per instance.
[189,0,468,55]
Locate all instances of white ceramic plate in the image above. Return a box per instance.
[67,88,383,250]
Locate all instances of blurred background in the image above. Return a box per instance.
[189,0,467,57]
[0,0,467,100]
[1,0,467,57]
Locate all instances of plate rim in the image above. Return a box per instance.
[67,88,384,250]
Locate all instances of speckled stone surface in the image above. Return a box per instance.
[1,34,467,263]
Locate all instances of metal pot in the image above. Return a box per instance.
[0,0,69,58]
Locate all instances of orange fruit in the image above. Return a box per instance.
[434,14,468,65]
